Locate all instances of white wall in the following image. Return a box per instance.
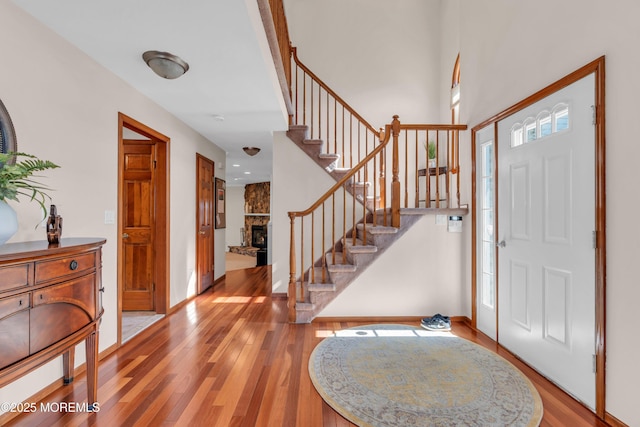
[0,1,225,411]
[283,0,442,127]
[320,214,465,317]
[455,1,640,424]
[272,131,338,294]
[225,186,246,248]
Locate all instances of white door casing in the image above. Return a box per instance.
[497,73,596,409]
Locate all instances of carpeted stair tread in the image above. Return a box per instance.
[302,138,323,146]
[324,253,357,272]
[343,243,377,254]
[356,223,398,234]
[308,282,337,292]
[295,302,314,311]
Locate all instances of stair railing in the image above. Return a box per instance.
[290,47,381,183]
[287,124,392,322]
[287,116,467,322]
[387,120,468,215]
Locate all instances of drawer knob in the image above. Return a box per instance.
[69,260,79,270]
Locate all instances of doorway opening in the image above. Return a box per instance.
[118,113,170,343]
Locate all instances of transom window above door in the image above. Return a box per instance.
[510,103,570,147]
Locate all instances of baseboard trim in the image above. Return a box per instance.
[312,315,470,324]
[272,292,288,300]
[605,412,629,427]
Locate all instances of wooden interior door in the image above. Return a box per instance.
[122,140,156,311]
[196,154,215,293]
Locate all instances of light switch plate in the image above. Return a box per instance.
[104,210,115,225]
[448,215,463,233]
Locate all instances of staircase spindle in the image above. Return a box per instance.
[322,200,327,284]
[288,214,296,323]
[310,211,315,284]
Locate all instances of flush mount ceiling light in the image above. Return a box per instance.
[142,50,189,79]
[243,146,261,156]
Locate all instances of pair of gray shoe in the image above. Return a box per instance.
[420,313,451,331]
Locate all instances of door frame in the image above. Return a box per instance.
[471,57,606,418]
[117,113,170,342]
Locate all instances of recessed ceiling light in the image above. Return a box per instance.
[232,164,240,167]
[212,114,225,122]
[244,171,251,175]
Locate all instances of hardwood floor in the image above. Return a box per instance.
[5,265,610,426]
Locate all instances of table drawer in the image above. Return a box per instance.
[0,293,30,320]
[35,251,95,284]
[31,274,96,353]
[0,264,31,293]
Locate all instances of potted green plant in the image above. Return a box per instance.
[0,152,60,244]
[427,141,437,168]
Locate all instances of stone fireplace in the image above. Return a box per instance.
[243,182,270,249]
[229,182,270,260]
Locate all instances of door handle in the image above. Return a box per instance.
[122,233,129,239]
[496,240,506,248]
[199,231,206,235]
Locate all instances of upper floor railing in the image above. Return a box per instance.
[290,47,382,172]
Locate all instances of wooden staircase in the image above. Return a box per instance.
[258,0,469,323]
[287,123,467,323]
[282,45,468,323]
[287,124,380,211]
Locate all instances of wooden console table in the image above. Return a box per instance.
[418,166,448,206]
[0,238,105,409]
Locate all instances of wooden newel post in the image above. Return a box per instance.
[288,213,297,323]
[391,115,401,228]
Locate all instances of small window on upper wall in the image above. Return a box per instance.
[451,54,460,124]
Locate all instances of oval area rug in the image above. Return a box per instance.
[309,324,543,426]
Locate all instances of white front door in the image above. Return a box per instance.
[497,74,596,408]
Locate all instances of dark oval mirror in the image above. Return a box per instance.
[0,98,17,163]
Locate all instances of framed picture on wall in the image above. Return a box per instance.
[215,178,226,229]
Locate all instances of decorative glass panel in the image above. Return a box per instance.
[554,106,569,132]
[525,121,537,143]
[539,113,552,137]
[482,272,495,308]
[483,209,494,241]
[482,143,494,176]
[511,125,523,147]
[483,177,493,209]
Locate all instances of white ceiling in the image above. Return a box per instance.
[12,0,288,186]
